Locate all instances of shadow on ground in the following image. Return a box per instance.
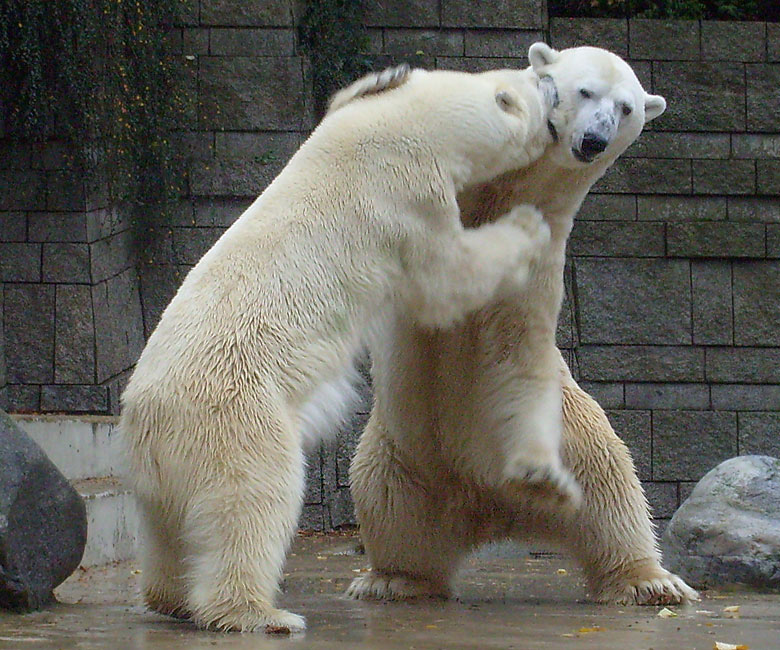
[1,531,777,649]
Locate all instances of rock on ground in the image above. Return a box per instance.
[0,410,87,611]
[662,455,780,589]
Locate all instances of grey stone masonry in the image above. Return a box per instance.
[1,8,779,532]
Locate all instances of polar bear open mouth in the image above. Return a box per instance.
[572,147,597,164]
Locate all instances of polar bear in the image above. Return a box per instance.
[347,44,700,606]
[120,66,558,633]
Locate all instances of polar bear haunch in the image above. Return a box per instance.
[120,66,556,633]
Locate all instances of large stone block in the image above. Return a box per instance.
[637,196,725,222]
[199,56,309,130]
[629,20,699,61]
[27,213,88,243]
[549,18,627,57]
[576,194,636,221]
[0,410,87,611]
[436,56,522,73]
[733,261,780,346]
[706,347,780,384]
[0,212,25,241]
[662,455,780,589]
[40,385,108,413]
[42,243,90,284]
[713,385,780,412]
[769,224,780,258]
[747,64,780,133]
[652,62,745,132]
[54,285,95,384]
[569,221,664,256]
[441,0,544,29]
[593,158,690,194]
[691,260,732,345]
[667,222,764,258]
[605,409,651,480]
[89,230,134,284]
[138,265,188,338]
[0,171,46,210]
[364,0,439,27]
[642,481,679,519]
[172,227,224,265]
[739,413,780,456]
[91,269,145,384]
[652,410,737,481]
[757,161,780,195]
[574,258,691,345]
[577,345,704,382]
[464,29,542,58]
[731,134,780,160]
[4,285,54,384]
[0,243,41,282]
[692,159,755,195]
[770,23,780,62]
[5,385,40,413]
[200,0,292,26]
[701,21,766,62]
[626,132,729,160]
[727,197,780,222]
[625,383,710,410]
[386,29,463,57]
[209,28,295,56]
[579,381,624,409]
[192,197,252,227]
[45,171,87,212]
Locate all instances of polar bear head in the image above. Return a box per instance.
[528,42,666,169]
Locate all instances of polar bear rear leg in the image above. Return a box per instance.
[347,417,471,600]
[139,499,190,619]
[551,355,698,605]
[182,416,307,633]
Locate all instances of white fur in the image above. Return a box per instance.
[120,66,555,633]
[349,44,698,607]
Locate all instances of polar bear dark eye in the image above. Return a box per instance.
[579,88,592,99]
[622,104,633,116]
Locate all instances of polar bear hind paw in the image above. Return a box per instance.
[597,570,699,606]
[346,571,449,601]
[191,604,306,634]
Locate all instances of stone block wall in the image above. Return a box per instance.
[2,2,778,530]
[0,143,144,416]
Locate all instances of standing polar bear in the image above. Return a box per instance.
[348,43,699,606]
[120,66,558,633]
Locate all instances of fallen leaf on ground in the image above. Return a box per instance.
[657,607,678,618]
[723,605,740,617]
[577,626,604,634]
[557,568,568,575]
[713,642,749,650]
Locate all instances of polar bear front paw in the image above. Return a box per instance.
[595,566,699,606]
[501,204,551,250]
[346,571,449,601]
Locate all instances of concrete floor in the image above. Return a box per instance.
[1,531,777,649]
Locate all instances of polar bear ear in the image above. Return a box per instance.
[528,42,558,71]
[644,93,667,123]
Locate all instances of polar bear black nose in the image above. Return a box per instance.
[581,132,609,157]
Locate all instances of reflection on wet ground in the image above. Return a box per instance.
[1,531,777,649]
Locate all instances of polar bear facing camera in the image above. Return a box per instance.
[348,44,699,606]
[120,66,557,633]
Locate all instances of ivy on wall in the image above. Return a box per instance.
[0,0,185,259]
[549,0,779,20]
[298,0,375,118]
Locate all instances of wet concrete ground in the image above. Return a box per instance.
[1,531,778,649]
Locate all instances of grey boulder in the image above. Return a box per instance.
[0,410,87,611]
[662,455,780,589]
